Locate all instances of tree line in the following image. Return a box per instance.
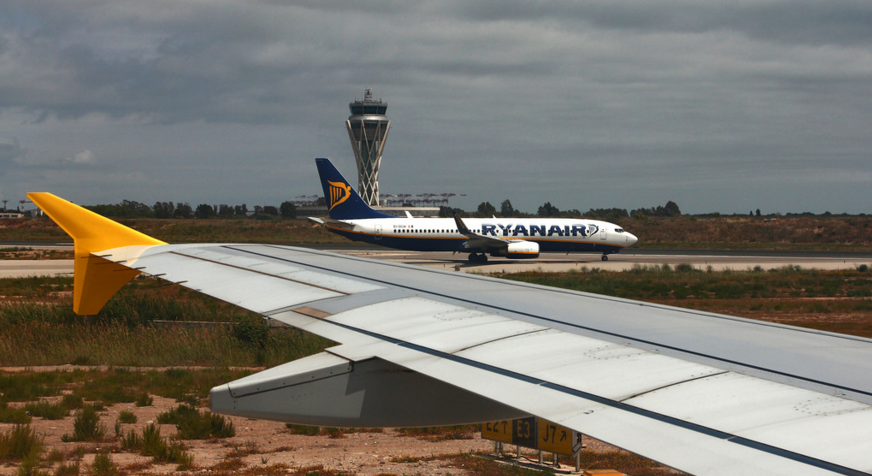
[85,200,297,219]
[440,199,682,220]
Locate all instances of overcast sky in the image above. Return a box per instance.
[1,1,871,215]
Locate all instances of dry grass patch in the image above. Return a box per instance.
[396,424,478,442]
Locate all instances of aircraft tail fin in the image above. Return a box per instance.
[27,193,166,315]
[315,158,395,220]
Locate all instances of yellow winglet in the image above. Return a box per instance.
[27,193,167,315]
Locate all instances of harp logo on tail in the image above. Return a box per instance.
[328,181,352,211]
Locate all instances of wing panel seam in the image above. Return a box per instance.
[618,370,731,402]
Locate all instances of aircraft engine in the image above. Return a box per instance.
[496,241,539,259]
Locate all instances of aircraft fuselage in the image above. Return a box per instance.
[326,217,636,255]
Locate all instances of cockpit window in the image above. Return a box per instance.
[615,228,624,233]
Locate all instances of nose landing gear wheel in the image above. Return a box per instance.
[601,254,609,261]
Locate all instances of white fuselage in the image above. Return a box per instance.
[325,217,638,255]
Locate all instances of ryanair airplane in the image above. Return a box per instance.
[309,158,638,263]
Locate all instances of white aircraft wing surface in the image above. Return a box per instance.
[96,242,872,476]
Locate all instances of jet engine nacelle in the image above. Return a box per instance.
[493,241,539,259]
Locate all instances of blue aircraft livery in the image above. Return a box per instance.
[310,158,637,263]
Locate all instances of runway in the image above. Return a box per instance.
[1,248,870,279]
[336,249,872,274]
[0,259,74,278]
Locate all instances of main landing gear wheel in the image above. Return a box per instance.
[468,253,488,263]
[601,254,609,261]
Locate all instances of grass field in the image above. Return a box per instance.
[610,214,872,251]
[0,276,333,367]
[493,264,872,337]
[2,264,869,367]
[1,217,346,245]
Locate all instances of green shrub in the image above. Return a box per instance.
[285,424,321,436]
[169,441,195,470]
[24,401,68,420]
[0,402,31,424]
[156,403,198,424]
[53,462,80,476]
[45,448,64,463]
[140,424,165,458]
[89,387,136,406]
[134,393,153,407]
[674,263,696,273]
[90,453,118,476]
[233,314,270,349]
[61,394,84,410]
[158,404,234,439]
[61,406,106,442]
[0,424,43,461]
[138,423,194,468]
[14,454,49,476]
[121,429,142,451]
[117,410,137,424]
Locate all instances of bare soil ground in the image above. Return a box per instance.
[1,391,619,475]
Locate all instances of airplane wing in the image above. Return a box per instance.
[308,216,355,230]
[452,212,512,249]
[28,193,872,476]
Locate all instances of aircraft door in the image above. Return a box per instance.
[600,226,608,241]
[374,224,382,240]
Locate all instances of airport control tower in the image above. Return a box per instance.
[346,89,390,206]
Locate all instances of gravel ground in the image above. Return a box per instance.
[1,394,620,475]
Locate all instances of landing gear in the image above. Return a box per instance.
[468,253,489,264]
[601,254,609,261]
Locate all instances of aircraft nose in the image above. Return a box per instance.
[628,233,638,246]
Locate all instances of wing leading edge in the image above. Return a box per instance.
[28,192,872,476]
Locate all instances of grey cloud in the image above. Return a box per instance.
[61,150,96,165]
[0,138,27,167]
[0,1,869,213]
[451,1,872,46]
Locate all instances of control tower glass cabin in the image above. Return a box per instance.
[346,89,391,207]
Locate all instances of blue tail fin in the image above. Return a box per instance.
[315,158,396,220]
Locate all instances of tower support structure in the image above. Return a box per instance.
[346,89,390,206]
